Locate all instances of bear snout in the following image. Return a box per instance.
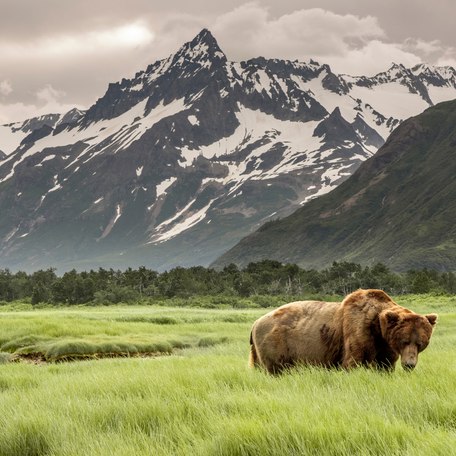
[402,361,416,371]
[400,345,418,371]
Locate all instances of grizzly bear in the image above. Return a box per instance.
[249,289,437,373]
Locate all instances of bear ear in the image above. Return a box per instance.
[425,314,438,326]
[384,311,400,326]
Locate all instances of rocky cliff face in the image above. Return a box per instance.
[1,29,456,272]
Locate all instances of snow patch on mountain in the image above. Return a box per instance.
[181,104,322,171]
[99,204,122,240]
[427,85,456,104]
[2,96,187,178]
[188,115,199,126]
[156,177,177,198]
[349,82,429,120]
[0,125,28,155]
[151,198,216,244]
[108,98,187,153]
[35,155,56,166]
[293,73,353,119]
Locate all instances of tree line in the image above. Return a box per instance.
[0,260,455,305]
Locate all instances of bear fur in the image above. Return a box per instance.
[249,289,437,373]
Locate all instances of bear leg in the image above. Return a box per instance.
[342,337,366,369]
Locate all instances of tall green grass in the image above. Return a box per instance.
[0,297,454,455]
[0,306,258,361]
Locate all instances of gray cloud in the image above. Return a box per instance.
[0,80,13,96]
[0,0,455,123]
[213,4,386,62]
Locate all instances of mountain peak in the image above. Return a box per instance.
[172,28,227,69]
[385,62,408,77]
[194,28,217,45]
[329,106,342,117]
[313,107,359,145]
[411,63,456,80]
[389,62,406,70]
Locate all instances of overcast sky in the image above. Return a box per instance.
[1,0,455,124]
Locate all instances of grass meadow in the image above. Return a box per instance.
[0,295,455,455]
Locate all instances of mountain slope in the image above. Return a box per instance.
[213,100,456,271]
[1,29,456,272]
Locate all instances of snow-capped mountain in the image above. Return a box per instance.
[0,109,84,156]
[213,99,456,271]
[1,29,456,272]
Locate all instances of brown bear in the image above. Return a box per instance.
[249,289,437,373]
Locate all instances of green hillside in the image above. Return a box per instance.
[214,99,456,271]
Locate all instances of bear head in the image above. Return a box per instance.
[379,310,437,371]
